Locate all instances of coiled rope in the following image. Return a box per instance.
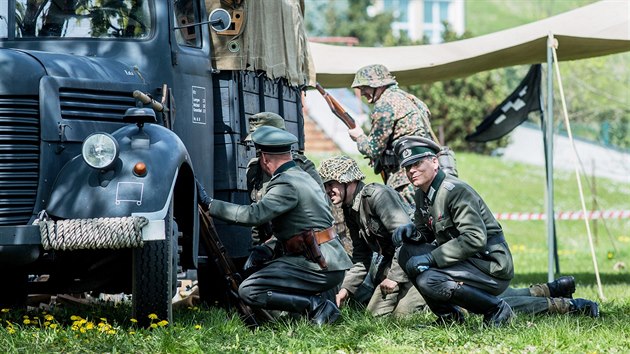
[38,216,149,251]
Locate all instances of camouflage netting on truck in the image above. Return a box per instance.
[37,216,148,251]
[207,0,315,86]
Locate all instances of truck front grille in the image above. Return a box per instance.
[0,96,39,225]
[59,88,136,121]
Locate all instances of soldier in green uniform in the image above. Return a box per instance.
[392,136,515,327]
[244,112,325,246]
[348,64,433,207]
[206,126,352,325]
[318,155,426,317]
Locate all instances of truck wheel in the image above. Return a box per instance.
[132,200,177,326]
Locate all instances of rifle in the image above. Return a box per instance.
[315,83,356,129]
[197,205,273,327]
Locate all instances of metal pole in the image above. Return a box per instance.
[546,34,556,282]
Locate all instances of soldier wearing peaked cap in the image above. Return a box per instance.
[392,136,600,321]
[206,125,352,325]
[392,136,516,327]
[244,113,326,245]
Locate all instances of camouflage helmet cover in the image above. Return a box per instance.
[352,64,397,88]
[318,155,366,184]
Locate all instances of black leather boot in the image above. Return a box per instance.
[450,284,515,327]
[548,276,576,298]
[264,292,340,325]
[531,276,576,298]
[424,300,466,326]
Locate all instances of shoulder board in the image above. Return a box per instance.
[442,181,455,191]
[362,183,378,197]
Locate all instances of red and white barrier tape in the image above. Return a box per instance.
[494,210,630,221]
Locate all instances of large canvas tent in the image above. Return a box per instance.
[310,0,630,88]
[309,0,629,290]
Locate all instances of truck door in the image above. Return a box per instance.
[169,0,214,192]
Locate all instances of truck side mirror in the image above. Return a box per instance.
[208,8,231,33]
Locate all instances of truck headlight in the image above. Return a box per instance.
[82,133,119,169]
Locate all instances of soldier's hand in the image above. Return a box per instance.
[392,223,416,247]
[405,253,435,278]
[348,126,365,141]
[336,288,350,308]
[379,278,398,297]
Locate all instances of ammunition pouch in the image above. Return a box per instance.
[372,149,398,175]
[284,228,335,270]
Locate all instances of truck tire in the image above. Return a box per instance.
[132,200,177,326]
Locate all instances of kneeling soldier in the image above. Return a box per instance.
[393,136,515,327]
[206,126,352,325]
[318,155,426,317]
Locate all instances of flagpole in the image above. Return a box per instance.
[546,33,556,282]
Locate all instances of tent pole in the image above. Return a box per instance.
[546,33,556,282]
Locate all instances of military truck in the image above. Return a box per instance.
[0,0,313,325]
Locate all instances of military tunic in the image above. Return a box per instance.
[246,152,326,244]
[210,161,352,307]
[399,169,514,303]
[355,85,432,206]
[341,182,425,316]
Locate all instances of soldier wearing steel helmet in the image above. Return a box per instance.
[318,155,426,317]
[207,126,352,325]
[348,64,433,207]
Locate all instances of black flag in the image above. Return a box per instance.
[466,64,542,142]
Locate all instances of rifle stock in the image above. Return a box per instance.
[315,83,357,129]
[197,205,273,327]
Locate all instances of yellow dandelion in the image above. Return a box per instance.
[194,324,202,330]
[157,320,168,327]
[70,315,81,321]
[71,325,79,331]
[44,321,51,327]
[22,315,29,319]
[107,329,116,335]
[130,318,138,323]
[49,323,58,329]
[148,313,158,320]
[7,328,15,334]
[86,322,95,330]
[150,323,158,329]
[44,314,54,321]
[1,308,9,313]
[80,327,87,333]
[129,331,136,335]
[23,319,31,325]
[98,322,106,328]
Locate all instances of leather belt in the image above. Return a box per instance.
[314,227,336,245]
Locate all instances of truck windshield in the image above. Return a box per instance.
[2,0,151,39]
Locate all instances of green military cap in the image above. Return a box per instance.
[245,112,286,141]
[251,125,297,154]
[394,136,441,168]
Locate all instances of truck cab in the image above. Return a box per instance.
[0,0,311,325]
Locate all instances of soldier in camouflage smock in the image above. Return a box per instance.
[318,155,426,317]
[245,112,326,245]
[348,64,433,207]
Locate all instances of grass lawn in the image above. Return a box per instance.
[1,152,628,353]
